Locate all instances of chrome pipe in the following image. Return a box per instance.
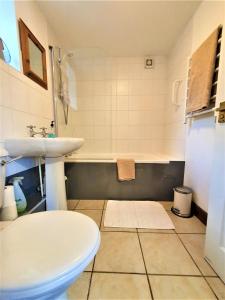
[0,155,23,166]
[49,45,59,137]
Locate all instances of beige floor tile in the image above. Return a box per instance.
[75,210,102,227]
[67,200,79,210]
[101,209,137,232]
[159,201,173,211]
[76,200,105,210]
[140,233,200,275]
[104,200,108,209]
[68,272,91,300]
[138,228,175,233]
[85,260,94,272]
[206,277,225,299]
[179,234,217,276]
[149,275,216,299]
[168,211,206,233]
[89,273,152,300]
[94,232,145,273]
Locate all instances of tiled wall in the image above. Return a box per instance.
[66,56,167,154]
[0,61,53,156]
[0,0,58,175]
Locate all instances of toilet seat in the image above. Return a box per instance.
[0,211,100,299]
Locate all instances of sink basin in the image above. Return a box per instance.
[4,137,84,211]
[4,137,84,158]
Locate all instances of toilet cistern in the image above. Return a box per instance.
[4,137,84,210]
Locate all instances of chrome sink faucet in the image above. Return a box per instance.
[27,125,49,137]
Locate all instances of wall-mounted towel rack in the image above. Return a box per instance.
[185,25,222,118]
[186,107,216,119]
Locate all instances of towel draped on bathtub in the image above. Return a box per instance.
[117,159,135,181]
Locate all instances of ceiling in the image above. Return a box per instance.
[37,1,200,57]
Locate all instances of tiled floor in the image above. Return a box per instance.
[67,200,225,300]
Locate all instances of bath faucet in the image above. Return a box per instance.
[27,125,49,137]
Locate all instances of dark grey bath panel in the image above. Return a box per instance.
[65,161,185,200]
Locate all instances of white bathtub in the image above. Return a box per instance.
[65,153,183,164]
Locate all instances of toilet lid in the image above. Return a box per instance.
[0,211,100,290]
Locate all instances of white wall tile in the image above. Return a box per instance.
[93,111,111,126]
[77,97,94,111]
[0,71,12,108]
[117,80,129,96]
[73,111,93,126]
[116,96,129,110]
[117,64,130,80]
[112,111,129,126]
[11,78,29,112]
[68,55,167,154]
[93,126,111,139]
[77,81,93,97]
[74,126,94,139]
[112,126,130,139]
[112,139,130,153]
[0,106,3,138]
[93,140,111,152]
[93,95,111,111]
[2,107,14,138]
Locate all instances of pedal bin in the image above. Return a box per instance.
[171,186,192,217]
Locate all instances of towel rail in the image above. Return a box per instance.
[185,25,222,117]
[186,107,216,119]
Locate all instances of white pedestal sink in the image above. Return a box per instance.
[4,137,84,210]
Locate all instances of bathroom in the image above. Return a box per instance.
[0,0,225,299]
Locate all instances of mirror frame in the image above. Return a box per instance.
[19,19,48,89]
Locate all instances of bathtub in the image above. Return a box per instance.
[65,153,182,164]
[65,153,185,200]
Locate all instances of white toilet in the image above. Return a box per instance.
[0,210,100,300]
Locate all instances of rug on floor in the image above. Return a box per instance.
[104,200,175,229]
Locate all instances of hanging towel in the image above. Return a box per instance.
[186,28,219,113]
[60,60,77,111]
[117,159,135,181]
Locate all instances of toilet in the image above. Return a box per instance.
[0,210,100,300]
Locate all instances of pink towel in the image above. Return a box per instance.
[117,159,135,181]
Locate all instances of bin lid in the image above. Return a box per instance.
[174,186,192,194]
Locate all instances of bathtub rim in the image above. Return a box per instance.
[65,153,185,164]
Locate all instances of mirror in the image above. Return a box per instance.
[19,19,47,89]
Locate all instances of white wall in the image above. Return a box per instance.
[184,1,225,212]
[0,0,59,175]
[62,56,167,154]
[164,21,193,160]
[166,1,225,212]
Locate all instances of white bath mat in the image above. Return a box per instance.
[104,200,175,229]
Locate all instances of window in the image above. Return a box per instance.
[0,0,20,70]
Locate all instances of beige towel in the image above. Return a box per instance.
[117,159,135,181]
[186,27,219,113]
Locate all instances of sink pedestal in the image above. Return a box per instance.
[45,157,67,210]
[4,137,84,210]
